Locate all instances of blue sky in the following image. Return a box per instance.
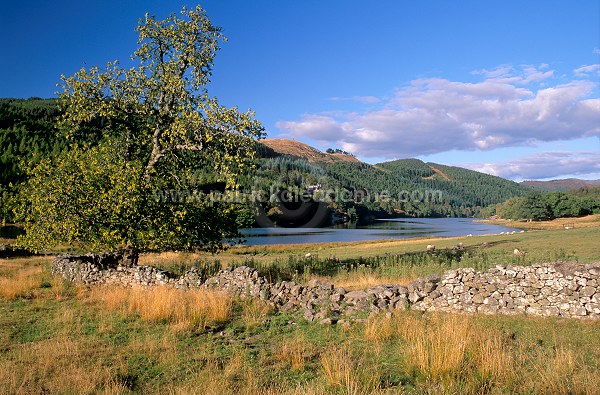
[1,0,599,181]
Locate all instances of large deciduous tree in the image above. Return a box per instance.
[16,6,264,260]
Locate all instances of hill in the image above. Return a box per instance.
[258,140,529,208]
[376,159,530,208]
[249,140,531,221]
[521,178,600,191]
[260,138,362,164]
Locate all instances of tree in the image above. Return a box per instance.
[520,191,551,221]
[16,6,264,260]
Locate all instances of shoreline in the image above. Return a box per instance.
[477,214,600,231]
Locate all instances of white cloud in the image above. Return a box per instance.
[276,64,600,159]
[276,114,349,142]
[471,63,554,85]
[574,64,600,77]
[463,151,600,180]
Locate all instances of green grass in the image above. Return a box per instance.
[1,282,599,394]
[1,226,600,394]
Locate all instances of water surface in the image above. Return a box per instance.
[240,218,519,246]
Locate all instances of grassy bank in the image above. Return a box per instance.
[479,213,600,230]
[1,222,600,394]
[1,256,599,394]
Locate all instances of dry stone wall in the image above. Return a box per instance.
[52,254,600,322]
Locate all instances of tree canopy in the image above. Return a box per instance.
[16,6,264,258]
[494,190,600,221]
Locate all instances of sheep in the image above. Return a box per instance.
[513,248,525,256]
[426,244,436,252]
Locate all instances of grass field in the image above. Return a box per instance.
[480,213,600,230]
[1,217,599,394]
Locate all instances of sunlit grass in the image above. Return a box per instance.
[308,270,418,290]
[89,286,234,332]
[482,213,600,230]
[1,223,599,395]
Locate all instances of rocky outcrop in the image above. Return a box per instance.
[52,254,600,322]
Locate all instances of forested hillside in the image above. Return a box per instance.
[0,98,62,186]
[250,141,532,222]
[0,98,64,222]
[377,160,528,208]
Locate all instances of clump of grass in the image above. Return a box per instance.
[272,335,317,373]
[139,252,223,279]
[241,298,273,331]
[320,346,381,395]
[0,334,120,394]
[365,313,397,344]
[91,286,234,332]
[528,345,600,394]
[473,328,514,385]
[0,264,42,299]
[403,313,470,381]
[310,270,418,290]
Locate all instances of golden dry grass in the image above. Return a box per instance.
[308,271,418,290]
[89,286,233,331]
[531,346,600,395]
[241,298,273,330]
[362,312,600,393]
[272,335,317,373]
[320,346,381,395]
[0,334,120,395]
[364,314,396,344]
[0,256,54,299]
[137,251,207,267]
[403,314,471,381]
[0,265,42,299]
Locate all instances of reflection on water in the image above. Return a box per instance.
[239,218,519,246]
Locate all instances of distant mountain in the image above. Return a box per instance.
[521,179,600,191]
[261,138,361,164]
[253,139,531,219]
